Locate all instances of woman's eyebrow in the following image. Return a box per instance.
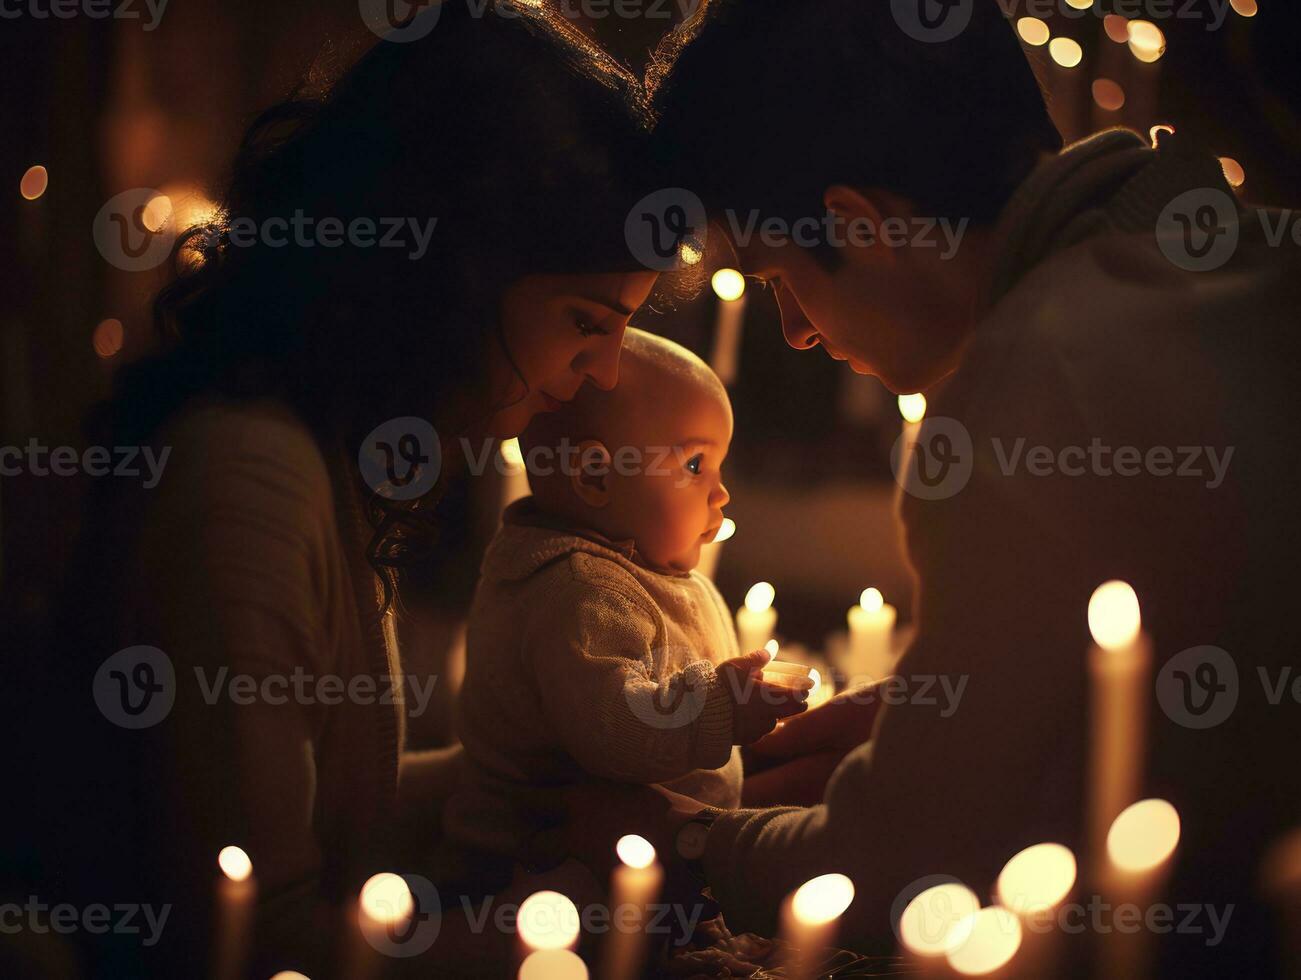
[576,294,636,317]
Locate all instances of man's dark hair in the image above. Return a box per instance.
[650,0,1063,235]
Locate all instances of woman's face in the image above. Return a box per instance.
[486,271,659,438]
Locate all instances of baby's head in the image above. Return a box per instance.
[520,328,732,573]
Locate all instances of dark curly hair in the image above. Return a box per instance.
[93,0,665,604]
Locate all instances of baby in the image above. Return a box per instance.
[444,328,808,884]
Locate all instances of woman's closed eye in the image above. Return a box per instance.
[574,314,610,338]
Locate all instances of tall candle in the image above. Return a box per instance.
[846,588,897,684]
[517,889,582,966]
[518,948,589,980]
[898,393,927,464]
[898,881,980,979]
[709,269,747,386]
[995,843,1077,977]
[736,582,777,654]
[501,438,531,509]
[1086,580,1153,879]
[213,846,256,980]
[1098,799,1181,980]
[347,872,414,980]
[599,835,664,980]
[779,873,855,980]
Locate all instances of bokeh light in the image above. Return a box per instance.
[518,949,588,980]
[20,165,48,201]
[898,393,927,424]
[1220,157,1246,188]
[518,890,581,951]
[1107,799,1181,873]
[1016,17,1049,47]
[1088,580,1142,651]
[996,843,1077,913]
[791,873,855,926]
[1049,37,1083,69]
[899,882,980,957]
[945,907,1022,976]
[359,873,413,926]
[745,581,776,613]
[1092,78,1126,112]
[1128,21,1166,63]
[93,319,125,359]
[615,835,657,870]
[860,587,884,614]
[711,268,746,302]
[217,845,252,883]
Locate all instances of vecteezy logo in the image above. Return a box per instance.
[358,417,442,501]
[93,189,179,273]
[1156,645,1239,729]
[890,0,973,43]
[359,0,441,42]
[1156,188,1240,273]
[624,188,708,272]
[623,649,712,730]
[363,874,442,957]
[93,646,176,729]
[891,416,973,500]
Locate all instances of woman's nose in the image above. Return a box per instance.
[576,332,622,391]
[774,282,819,350]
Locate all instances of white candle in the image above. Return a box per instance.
[779,873,855,980]
[846,588,897,684]
[347,872,414,980]
[898,393,927,465]
[944,906,1023,978]
[213,846,256,980]
[898,881,981,979]
[709,269,747,386]
[518,948,589,980]
[736,582,777,654]
[598,835,664,980]
[761,659,814,693]
[517,889,582,965]
[697,517,735,581]
[1098,799,1181,980]
[995,843,1077,977]
[1086,580,1153,880]
[501,438,531,509]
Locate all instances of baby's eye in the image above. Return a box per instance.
[685,454,703,475]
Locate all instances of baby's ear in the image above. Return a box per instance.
[571,439,612,508]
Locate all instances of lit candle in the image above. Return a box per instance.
[347,872,414,980]
[1086,580,1153,880]
[846,588,897,684]
[1047,33,1087,141]
[517,889,582,966]
[898,881,981,978]
[697,517,735,581]
[1125,19,1165,132]
[709,269,747,386]
[519,948,589,980]
[898,393,927,463]
[213,846,256,980]
[995,843,1077,976]
[944,906,1023,978]
[736,582,777,654]
[761,659,813,691]
[501,437,530,509]
[1262,828,1301,978]
[1099,799,1181,979]
[598,835,664,980]
[779,873,855,980]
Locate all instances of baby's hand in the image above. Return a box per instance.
[716,650,811,745]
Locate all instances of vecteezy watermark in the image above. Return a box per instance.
[625,188,708,273]
[1156,646,1300,730]
[0,439,171,488]
[1010,896,1235,947]
[1000,0,1237,32]
[891,0,974,44]
[892,422,1235,501]
[358,417,443,501]
[0,897,172,947]
[360,0,703,43]
[362,875,443,958]
[721,209,969,260]
[93,188,439,272]
[93,646,442,729]
[0,0,169,30]
[1157,189,1301,273]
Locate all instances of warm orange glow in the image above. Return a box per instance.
[711,518,736,544]
[899,883,981,957]
[711,268,746,302]
[141,194,173,234]
[217,846,253,883]
[996,843,1077,913]
[1103,14,1130,43]
[808,667,822,696]
[1088,581,1142,651]
[1107,799,1181,873]
[1016,17,1049,46]
[1128,21,1166,62]
[501,437,524,470]
[1092,78,1126,112]
[1230,0,1257,16]
[269,974,310,980]
[93,319,125,359]
[1064,0,1092,8]
[1220,157,1246,188]
[763,639,779,658]
[20,165,48,201]
[1150,124,1176,146]
[679,240,704,267]
[859,588,884,615]
[1049,37,1083,69]
[616,835,657,871]
[518,949,588,980]
[945,907,1023,976]
[898,393,927,424]
[518,890,581,951]
[744,582,776,614]
[359,873,413,926]
[791,873,854,926]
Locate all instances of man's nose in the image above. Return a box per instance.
[774,282,819,350]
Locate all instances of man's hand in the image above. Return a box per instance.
[717,650,811,744]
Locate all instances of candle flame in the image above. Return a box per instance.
[859,588,884,614]
[1220,157,1246,189]
[1087,580,1142,650]
[745,581,775,613]
[501,437,525,470]
[763,639,779,659]
[945,906,1022,976]
[711,517,737,544]
[1230,0,1257,16]
[269,974,310,980]
[791,873,854,926]
[217,845,252,883]
[711,268,746,302]
[1107,799,1181,873]
[359,872,413,926]
[20,165,48,201]
[518,890,581,951]
[1127,20,1166,62]
[898,393,927,424]
[1015,16,1049,46]
[518,949,588,980]
[1049,37,1083,69]
[996,843,1077,914]
[616,834,657,870]
[808,667,821,695]
[899,883,980,957]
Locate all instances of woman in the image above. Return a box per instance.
[48,3,662,975]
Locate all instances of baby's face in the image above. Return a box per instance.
[604,383,733,574]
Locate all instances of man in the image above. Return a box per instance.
[553,2,1301,975]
